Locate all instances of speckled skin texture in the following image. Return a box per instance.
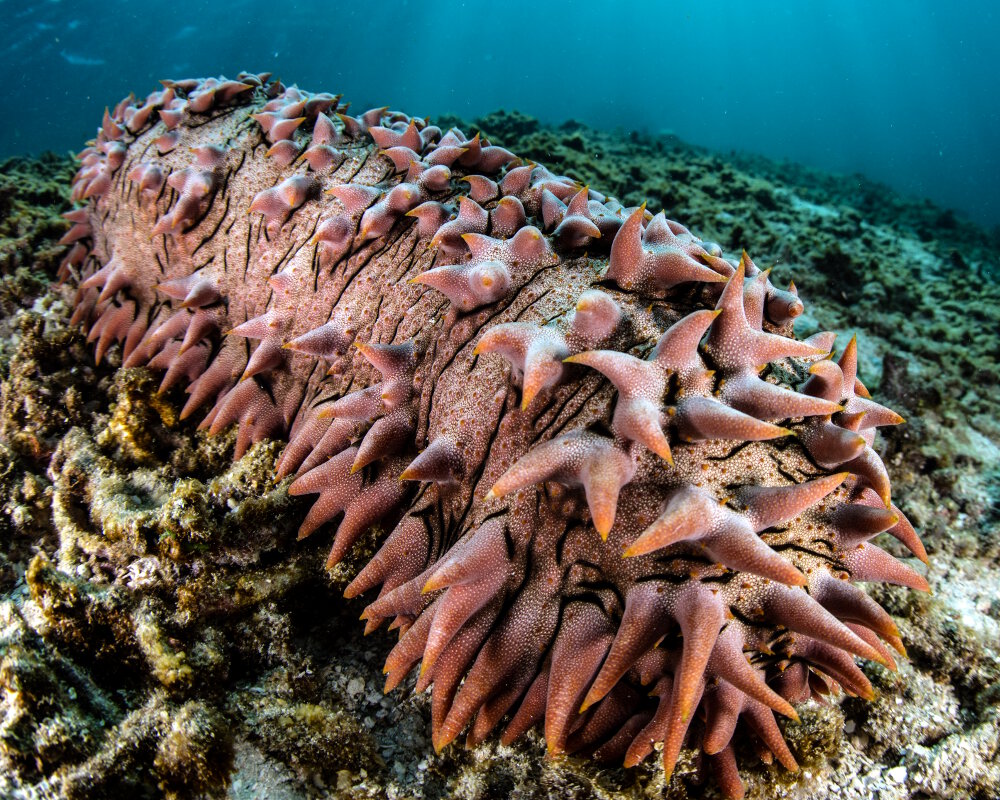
[63,73,929,798]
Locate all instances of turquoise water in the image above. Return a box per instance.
[2,0,997,227]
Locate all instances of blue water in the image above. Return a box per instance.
[3,0,998,228]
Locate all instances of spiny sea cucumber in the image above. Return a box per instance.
[61,72,929,798]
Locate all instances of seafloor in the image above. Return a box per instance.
[0,113,997,800]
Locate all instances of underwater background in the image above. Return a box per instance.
[1,2,999,799]
[2,0,998,228]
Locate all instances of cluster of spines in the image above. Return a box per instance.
[63,75,928,799]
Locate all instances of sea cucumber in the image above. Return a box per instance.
[61,72,929,798]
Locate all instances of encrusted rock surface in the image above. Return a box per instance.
[0,91,997,800]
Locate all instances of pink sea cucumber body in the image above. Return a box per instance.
[62,73,928,798]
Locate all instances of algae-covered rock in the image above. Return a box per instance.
[232,692,379,779]
[152,701,234,800]
[56,695,232,800]
[0,441,53,592]
[0,599,119,777]
[0,312,96,461]
[0,154,76,320]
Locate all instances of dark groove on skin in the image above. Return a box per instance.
[704,441,751,461]
[388,230,421,285]
[137,132,157,163]
[426,339,473,411]
[339,375,359,399]
[771,543,838,565]
[161,187,179,228]
[242,221,253,281]
[192,196,231,256]
[634,572,700,587]
[285,361,326,431]
[544,378,607,441]
[370,296,387,344]
[113,152,131,196]
[269,239,305,279]
[193,255,215,273]
[530,374,592,430]
[233,148,248,175]
[218,165,232,207]
[321,229,397,317]
[427,490,454,563]
[303,215,322,255]
[344,150,375,184]
[154,171,169,207]
[727,606,765,628]
[514,288,554,322]
[159,235,174,272]
[773,438,828,480]
[183,186,222,235]
[310,248,323,292]
[389,294,444,344]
